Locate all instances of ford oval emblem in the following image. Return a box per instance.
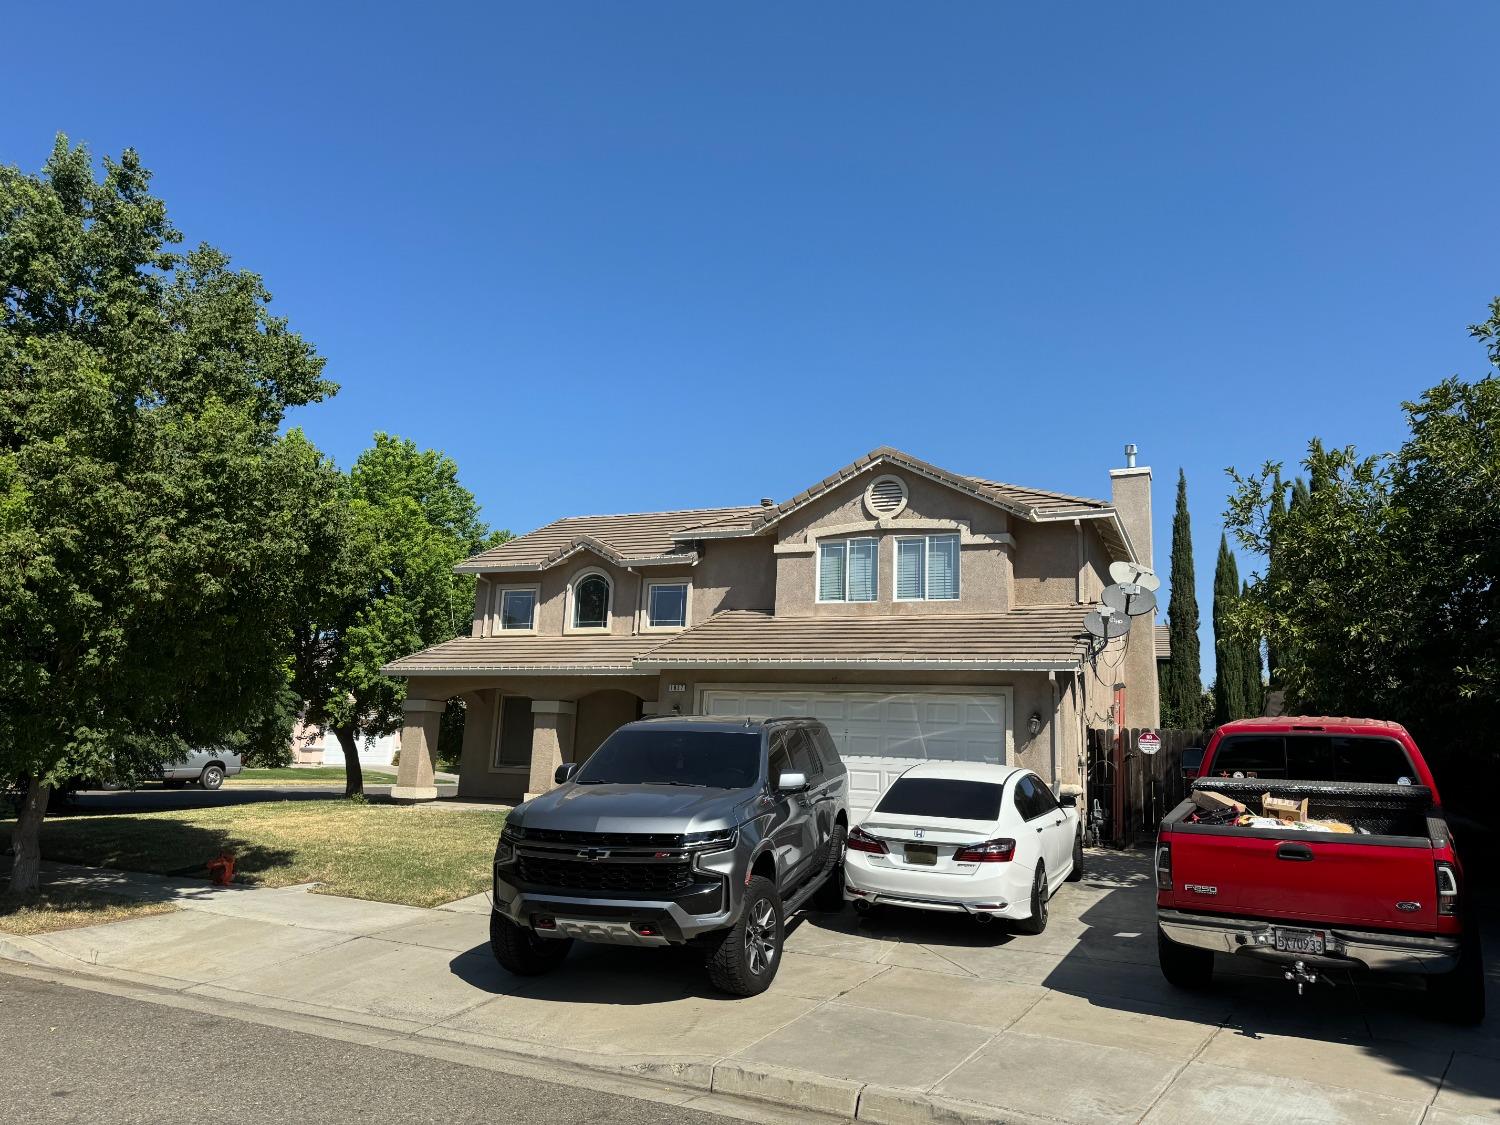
[1396,901,1421,912]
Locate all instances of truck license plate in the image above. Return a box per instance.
[1273,928,1326,955]
[904,844,938,866]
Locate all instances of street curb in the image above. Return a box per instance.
[0,949,1041,1124]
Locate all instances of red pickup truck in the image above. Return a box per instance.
[1155,717,1483,1024]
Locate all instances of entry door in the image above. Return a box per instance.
[700,688,1008,822]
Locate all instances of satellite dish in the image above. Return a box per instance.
[1108,561,1161,593]
[1102,583,1157,618]
[1084,606,1131,640]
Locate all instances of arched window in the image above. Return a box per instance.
[572,573,611,629]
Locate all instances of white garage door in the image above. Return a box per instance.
[700,688,1009,821]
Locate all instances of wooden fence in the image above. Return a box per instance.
[1085,727,1211,848]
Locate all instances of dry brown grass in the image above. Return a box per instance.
[0,800,507,908]
[0,889,177,936]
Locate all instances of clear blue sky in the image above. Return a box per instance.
[7,3,1497,683]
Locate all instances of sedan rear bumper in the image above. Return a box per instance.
[1158,909,1461,974]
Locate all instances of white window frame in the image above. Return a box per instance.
[894,534,961,602]
[495,584,540,634]
[816,536,878,604]
[565,568,613,633]
[644,581,691,632]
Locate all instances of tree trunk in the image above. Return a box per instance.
[334,726,364,797]
[8,776,51,897]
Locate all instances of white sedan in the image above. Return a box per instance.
[842,762,1082,933]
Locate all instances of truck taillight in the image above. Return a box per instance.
[1436,861,1460,916]
[846,826,889,855]
[1155,841,1172,891]
[953,838,1016,863]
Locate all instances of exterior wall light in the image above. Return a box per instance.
[1027,712,1043,738]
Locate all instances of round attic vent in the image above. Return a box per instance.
[864,474,908,518]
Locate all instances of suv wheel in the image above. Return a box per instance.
[490,913,572,976]
[812,823,847,911]
[707,876,783,996]
[200,764,225,791]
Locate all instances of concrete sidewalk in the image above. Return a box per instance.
[4,853,1498,1125]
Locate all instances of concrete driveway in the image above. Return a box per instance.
[5,851,1497,1125]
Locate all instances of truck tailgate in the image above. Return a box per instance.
[1170,829,1438,931]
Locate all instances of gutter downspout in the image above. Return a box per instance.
[1049,670,1060,791]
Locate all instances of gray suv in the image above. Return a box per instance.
[490,716,849,996]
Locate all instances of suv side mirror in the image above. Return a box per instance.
[1058,794,1078,809]
[554,762,580,785]
[776,771,808,793]
[1181,748,1205,780]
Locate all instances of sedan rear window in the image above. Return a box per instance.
[875,778,1004,821]
[575,729,761,789]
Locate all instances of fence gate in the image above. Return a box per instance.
[1085,727,1207,847]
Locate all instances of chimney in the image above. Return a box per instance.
[759,497,776,509]
[1108,443,1153,569]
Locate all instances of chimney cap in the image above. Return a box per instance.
[1124,443,1138,468]
[759,497,776,509]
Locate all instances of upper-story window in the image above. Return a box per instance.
[895,534,960,601]
[572,572,611,629]
[499,586,538,631]
[647,582,688,629]
[817,537,877,603]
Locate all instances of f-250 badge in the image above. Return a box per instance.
[1184,884,1218,896]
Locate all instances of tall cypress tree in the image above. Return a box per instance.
[1241,579,1265,717]
[1212,535,1247,725]
[1160,470,1202,729]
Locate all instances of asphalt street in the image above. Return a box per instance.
[0,971,744,1125]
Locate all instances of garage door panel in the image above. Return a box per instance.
[702,687,1009,821]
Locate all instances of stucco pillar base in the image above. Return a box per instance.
[525,700,576,800]
[395,697,446,801]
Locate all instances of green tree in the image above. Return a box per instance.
[1159,470,1203,728]
[1211,536,1247,725]
[1240,580,1264,717]
[290,434,506,796]
[1,137,333,895]
[1226,299,1500,772]
[1264,474,1286,685]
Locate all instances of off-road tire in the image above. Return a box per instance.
[1066,830,1084,881]
[706,876,784,996]
[1015,862,1049,935]
[200,764,225,791]
[1426,924,1484,1026]
[812,823,847,911]
[490,912,572,976]
[1157,926,1215,990]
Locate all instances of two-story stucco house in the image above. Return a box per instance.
[383,447,1159,819]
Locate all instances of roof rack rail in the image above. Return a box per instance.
[762,715,819,724]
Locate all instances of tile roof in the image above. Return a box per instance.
[381,634,662,676]
[635,608,1092,670]
[1154,623,1171,660]
[963,477,1109,515]
[456,506,763,573]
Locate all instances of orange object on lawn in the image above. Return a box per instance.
[206,851,236,885]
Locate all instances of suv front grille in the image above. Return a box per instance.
[516,855,695,896]
[516,827,687,849]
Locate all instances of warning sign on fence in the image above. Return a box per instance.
[1138,730,1162,755]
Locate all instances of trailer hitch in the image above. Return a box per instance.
[1283,959,1328,996]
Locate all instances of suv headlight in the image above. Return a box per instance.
[496,822,523,864]
[684,827,737,851]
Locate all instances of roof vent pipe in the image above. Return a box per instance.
[760,497,775,509]
[1124,444,1138,469]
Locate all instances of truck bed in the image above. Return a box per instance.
[1159,778,1448,932]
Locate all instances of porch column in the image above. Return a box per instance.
[525,700,577,801]
[392,697,446,801]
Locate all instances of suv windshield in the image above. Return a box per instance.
[574,728,762,789]
[875,778,1004,821]
[1210,734,1416,784]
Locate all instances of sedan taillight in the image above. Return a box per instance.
[846,826,889,855]
[953,838,1016,863]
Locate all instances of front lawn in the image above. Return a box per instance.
[230,767,397,784]
[1,888,177,936]
[1,801,507,908]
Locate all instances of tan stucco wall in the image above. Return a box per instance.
[573,689,642,763]
[693,536,775,618]
[1012,522,1078,607]
[772,468,1013,617]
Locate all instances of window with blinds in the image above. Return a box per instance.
[896,534,960,601]
[817,538,877,602]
